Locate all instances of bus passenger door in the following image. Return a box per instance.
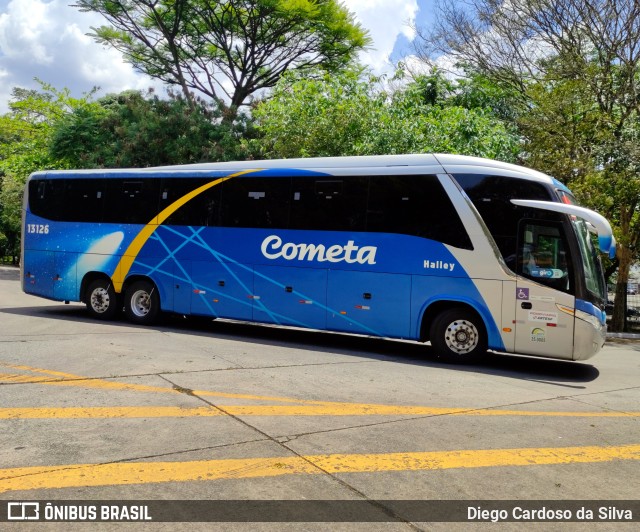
[514,221,575,359]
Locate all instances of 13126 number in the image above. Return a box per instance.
[27,224,50,234]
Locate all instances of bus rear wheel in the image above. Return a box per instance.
[86,278,118,320]
[430,308,487,364]
[124,280,160,325]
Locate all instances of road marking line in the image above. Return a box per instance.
[1,444,639,493]
[0,405,637,419]
[0,363,335,405]
[3,364,639,418]
[0,407,224,419]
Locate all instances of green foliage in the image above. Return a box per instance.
[50,91,255,168]
[0,175,25,262]
[75,0,370,116]
[450,71,523,123]
[416,0,640,329]
[252,68,520,161]
[251,69,376,158]
[492,54,640,330]
[0,81,94,262]
[515,58,640,258]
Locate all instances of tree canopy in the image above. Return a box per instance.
[0,82,98,262]
[50,90,255,168]
[252,68,520,161]
[415,0,640,331]
[74,0,371,117]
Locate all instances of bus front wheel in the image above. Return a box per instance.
[85,278,118,320]
[430,308,487,364]
[124,280,160,325]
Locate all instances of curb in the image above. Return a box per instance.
[607,332,640,340]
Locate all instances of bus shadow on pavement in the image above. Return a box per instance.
[0,302,599,386]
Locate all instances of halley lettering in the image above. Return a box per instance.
[423,259,456,272]
[261,235,377,264]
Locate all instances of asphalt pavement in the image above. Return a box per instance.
[0,265,639,530]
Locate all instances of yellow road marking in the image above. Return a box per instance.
[0,373,59,383]
[0,407,224,419]
[0,405,637,419]
[1,444,639,493]
[2,364,639,418]
[0,363,336,405]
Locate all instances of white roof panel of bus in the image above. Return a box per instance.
[433,154,554,184]
[29,154,556,185]
[151,154,442,171]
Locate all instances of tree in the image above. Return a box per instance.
[50,90,256,168]
[74,0,370,119]
[0,82,98,263]
[415,0,640,331]
[252,68,520,160]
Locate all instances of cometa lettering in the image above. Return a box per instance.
[261,235,377,264]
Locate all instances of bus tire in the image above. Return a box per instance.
[124,280,160,325]
[430,308,487,364]
[85,278,118,320]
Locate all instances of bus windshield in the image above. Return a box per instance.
[557,189,607,299]
[573,218,607,300]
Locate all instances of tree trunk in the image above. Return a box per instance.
[610,244,632,332]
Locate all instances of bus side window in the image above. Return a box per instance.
[28,179,66,221]
[63,178,106,223]
[454,173,556,268]
[290,178,368,232]
[290,178,319,230]
[368,174,473,249]
[517,221,573,293]
[104,179,161,224]
[162,178,220,226]
[220,177,291,229]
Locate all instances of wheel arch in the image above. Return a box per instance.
[80,271,112,303]
[419,298,490,345]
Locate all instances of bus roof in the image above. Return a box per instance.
[29,153,560,187]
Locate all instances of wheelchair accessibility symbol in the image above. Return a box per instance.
[517,288,530,300]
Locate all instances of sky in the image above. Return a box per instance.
[0,0,433,113]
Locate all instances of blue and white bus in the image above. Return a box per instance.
[21,154,615,363]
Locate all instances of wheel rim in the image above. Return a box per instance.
[130,289,151,317]
[90,287,111,314]
[444,319,479,355]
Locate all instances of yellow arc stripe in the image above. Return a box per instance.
[0,406,637,419]
[1,444,639,493]
[110,169,259,292]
